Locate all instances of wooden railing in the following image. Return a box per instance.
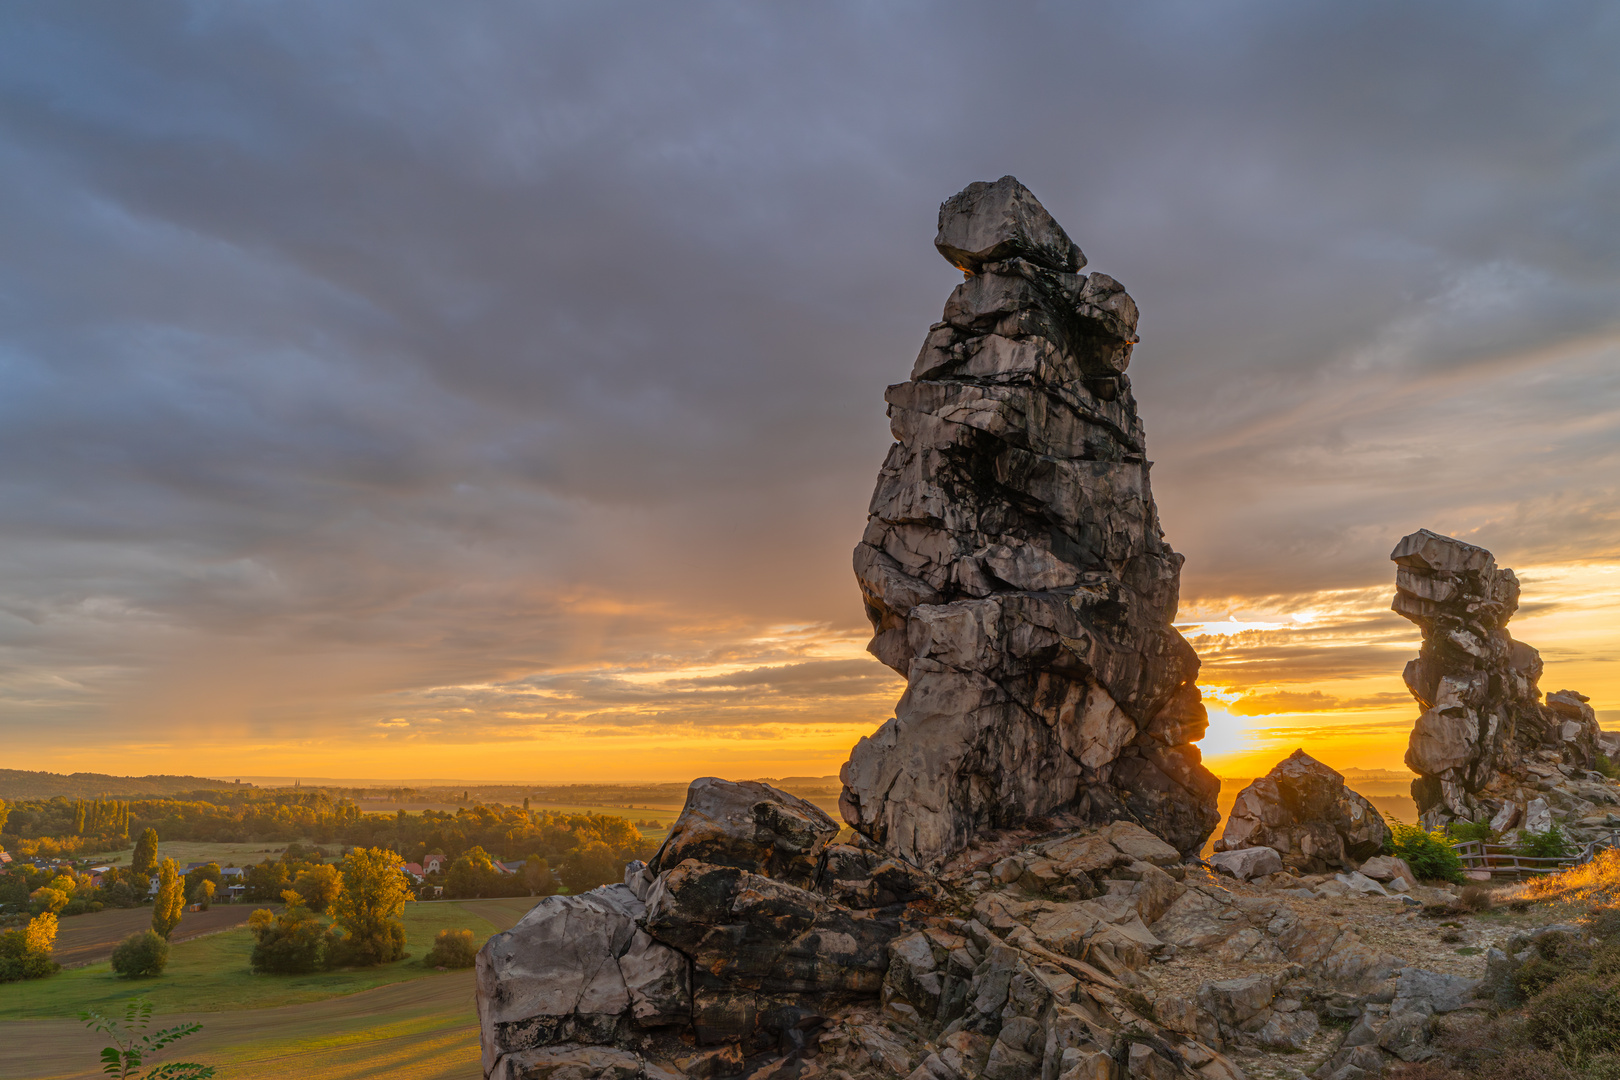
[1450,830,1620,877]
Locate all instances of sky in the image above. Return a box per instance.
[1,2,1617,784]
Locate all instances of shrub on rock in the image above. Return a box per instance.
[110,930,169,978]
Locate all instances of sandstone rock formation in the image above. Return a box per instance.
[840,175,1218,871]
[1391,529,1616,834]
[1214,750,1391,872]
[476,778,933,1077]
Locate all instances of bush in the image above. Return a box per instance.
[110,931,170,978]
[0,912,60,982]
[1523,972,1620,1065]
[1516,824,1574,861]
[1459,884,1495,912]
[423,929,477,969]
[1515,931,1593,998]
[1448,819,1494,844]
[1597,755,1620,782]
[1386,818,1465,884]
[326,920,406,969]
[247,899,330,975]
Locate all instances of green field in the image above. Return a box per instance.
[0,896,535,1019]
[87,839,332,868]
[0,897,537,1079]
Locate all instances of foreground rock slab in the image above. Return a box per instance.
[840,174,1219,871]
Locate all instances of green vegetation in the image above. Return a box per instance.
[111,931,170,978]
[1384,816,1466,884]
[151,860,185,939]
[1446,818,1494,844]
[328,848,410,966]
[422,929,477,969]
[80,997,213,1079]
[293,863,342,912]
[0,898,530,1018]
[1516,823,1575,861]
[0,911,59,982]
[132,829,159,877]
[248,896,329,974]
[1597,755,1620,782]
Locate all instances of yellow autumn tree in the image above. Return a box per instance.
[150,859,185,940]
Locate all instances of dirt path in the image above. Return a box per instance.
[50,904,269,967]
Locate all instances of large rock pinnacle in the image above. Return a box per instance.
[839,176,1219,869]
[1391,528,1610,830]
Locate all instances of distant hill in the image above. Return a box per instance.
[0,769,247,800]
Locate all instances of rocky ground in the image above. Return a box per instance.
[807,824,1584,1080]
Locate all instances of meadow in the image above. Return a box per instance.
[0,897,537,1080]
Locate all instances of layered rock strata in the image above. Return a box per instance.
[1391,529,1617,833]
[1214,750,1391,872]
[840,175,1219,871]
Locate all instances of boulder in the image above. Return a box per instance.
[1197,974,1276,1027]
[933,174,1086,275]
[475,885,654,1076]
[1357,855,1414,886]
[1391,529,1605,829]
[1214,749,1391,870]
[1207,846,1284,881]
[646,776,837,886]
[841,175,1219,870]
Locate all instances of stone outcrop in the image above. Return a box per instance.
[1214,750,1391,872]
[1391,529,1615,834]
[840,175,1219,871]
[476,778,933,1077]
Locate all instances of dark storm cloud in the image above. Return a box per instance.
[1,1,1617,755]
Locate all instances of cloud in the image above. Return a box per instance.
[1227,690,1413,717]
[0,3,1617,775]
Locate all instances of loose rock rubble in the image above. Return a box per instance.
[1391,529,1620,839]
[840,174,1218,871]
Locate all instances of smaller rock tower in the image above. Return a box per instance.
[1391,528,1610,831]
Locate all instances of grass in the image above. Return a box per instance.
[90,839,332,868]
[0,896,537,1019]
[0,971,484,1080]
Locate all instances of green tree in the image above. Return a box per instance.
[79,997,213,1079]
[131,829,160,878]
[0,911,60,982]
[242,859,291,902]
[523,855,557,896]
[446,846,500,898]
[192,880,215,911]
[183,863,222,900]
[150,860,184,940]
[560,840,620,894]
[110,931,170,978]
[328,847,410,966]
[247,894,328,974]
[0,796,10,835]
[292,863,343,913]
